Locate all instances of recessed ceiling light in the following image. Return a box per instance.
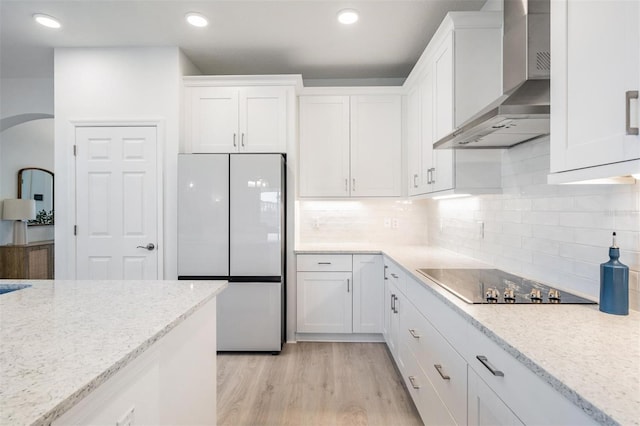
[186,12,208,28]
[33,13,61,29]
[337,9,359,25]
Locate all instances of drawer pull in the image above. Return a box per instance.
[317,262,332,265]
[408,329,420,339]
[626,90,639,135]
[347,278,350,293]
[434,364,450,380]
[408,376,420,389]
[391,273,398,278]
[476,355,504,377]
[391,294,396,312]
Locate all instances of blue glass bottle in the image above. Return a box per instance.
[599,232,629,315]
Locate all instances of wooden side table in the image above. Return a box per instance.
[0,240,54,279]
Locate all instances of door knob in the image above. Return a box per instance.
[137,243,155,251]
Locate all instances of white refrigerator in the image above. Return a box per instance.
[178,154,285,352]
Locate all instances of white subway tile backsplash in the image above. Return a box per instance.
[428,138,639,308]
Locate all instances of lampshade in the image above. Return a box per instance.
[2,199,36,221]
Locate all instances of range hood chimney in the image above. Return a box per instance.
[434,0,550,150]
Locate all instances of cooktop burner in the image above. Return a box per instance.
[417,268,597,305]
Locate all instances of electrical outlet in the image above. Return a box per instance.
[116,406,135,426]
[392,218,399,229]
[383,218,391,228]
[312,217,320,229]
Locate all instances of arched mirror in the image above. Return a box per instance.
[18,167,54,225]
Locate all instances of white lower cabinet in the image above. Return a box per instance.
[384,255,598,426]
[296,253,384,335]
[467,367,523,426]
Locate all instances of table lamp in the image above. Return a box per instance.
[2,199,36,245]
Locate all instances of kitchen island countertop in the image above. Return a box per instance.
[0,279,227,426]
[296,243,640,426]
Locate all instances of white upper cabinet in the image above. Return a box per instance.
[298,96,351,197]
[549,0,640,182]
[183,76,300,154]
[298,93,402,198]
[405,12,502,197]
[350,95,402,197]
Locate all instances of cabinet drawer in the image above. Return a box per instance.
[401,342,457,426]
[405,275,469,352]
[465,325,597,426]
[297,254,352,272]
[402,298,467,425]
[384,258,406,295]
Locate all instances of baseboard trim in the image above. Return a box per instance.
[294,333,385,343]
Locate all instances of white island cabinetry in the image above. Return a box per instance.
[549,0,640,182]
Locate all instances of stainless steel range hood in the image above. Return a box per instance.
[434,0,550,150]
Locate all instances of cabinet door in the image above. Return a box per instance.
[239,87,287,153]
[433,31,455,143]
[296,271,352,333]
[350,95,402,196]
[407,84,424,196]
[468,367,524,426]
[187,87,239,153]
[352,254,384,333]
[551,0,640,173]
[298,96,350,197]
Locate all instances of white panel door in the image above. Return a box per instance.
[350,95,402,197]
[468,367,525,426]
[188,87,239,153]
[229,154,283,277]
[434,31,455,142]
[296,271,353,333]
[298,96,351,197]
[239,87,287,153]
[550,0,640,172]
[75,126,158,280]
[352,254,384,333]
[177,154,229,277]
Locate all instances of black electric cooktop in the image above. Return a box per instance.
[417,268,597,305]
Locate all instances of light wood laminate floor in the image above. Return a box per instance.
[217,342,422,426]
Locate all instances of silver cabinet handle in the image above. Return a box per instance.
[408,376,420,389]
[317,262,332,265]
[434,364,451,380]
[233,133,237,147]
[345,178,348,193]
[393,295,399,314]
[413,174,419,188]
[241,132,246,147]
[476,355,504,377]
[626,90,639,135]
[427,168,433,184]
[136,243,155,251]
[347,278,350,293]
[384,265,388,280]
[391,273,398,279]
[408,329,420,339]
[352,178,356,191]
[391,293,396,312]
[431,167,437,184]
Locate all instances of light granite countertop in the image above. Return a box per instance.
[296,243,640,426]
[0,279,227,426]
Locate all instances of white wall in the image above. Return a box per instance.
[54,47,185,279]
[428,137,640,311]
[0,77,55,245]
[0,119,55,244]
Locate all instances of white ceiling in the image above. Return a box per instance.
[0,0,489,81]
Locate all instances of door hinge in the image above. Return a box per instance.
[73,145,77,156]
[74,225,77,236]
